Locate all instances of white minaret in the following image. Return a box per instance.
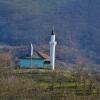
[50,28,57,70]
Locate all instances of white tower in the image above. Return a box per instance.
[50,28,57,70]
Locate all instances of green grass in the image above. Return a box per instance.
[0,69,99,100]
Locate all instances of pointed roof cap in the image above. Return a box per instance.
[51,26,55,35]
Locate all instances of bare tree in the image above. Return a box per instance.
[0,53,14,69]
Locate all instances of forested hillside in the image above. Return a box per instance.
[0,0,100,64]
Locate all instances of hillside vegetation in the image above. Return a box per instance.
[0,54,100,100]
[0,0,100,63]
[0,69,100,100]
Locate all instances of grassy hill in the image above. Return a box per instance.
[0,68,100,100]
[0,53,99,100]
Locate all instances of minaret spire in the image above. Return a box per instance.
[51,26,55,35]
[50,27,57,70]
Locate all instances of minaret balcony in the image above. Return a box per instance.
[50,41,57,46]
